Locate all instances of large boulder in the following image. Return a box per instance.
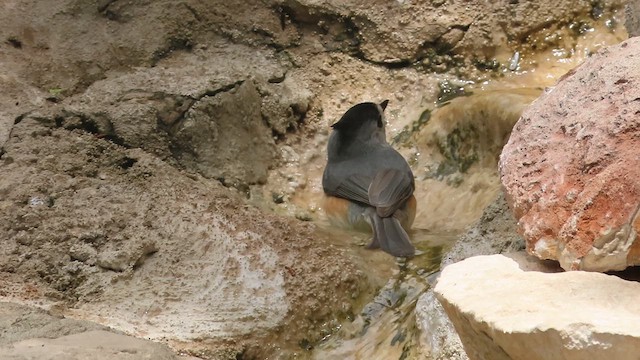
[499,37,640,271]
[0,117,364,357]
[435,254,640,360]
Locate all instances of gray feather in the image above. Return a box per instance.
[368,168,413,217]
[322,101,416,258]
[371,214,415,257]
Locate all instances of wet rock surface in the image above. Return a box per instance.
[415,291,467,360]
[441,192,526,267]
[416,193,525,360]
[435,254,640,360]
[405,89,540,232]
[500,37,640,272]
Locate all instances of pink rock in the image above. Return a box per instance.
[499,37,640,272]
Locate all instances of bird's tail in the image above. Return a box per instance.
[368,212,415,258]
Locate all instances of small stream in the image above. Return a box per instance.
[300,82,541,359]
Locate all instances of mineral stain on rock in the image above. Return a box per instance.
[500,37,640,272]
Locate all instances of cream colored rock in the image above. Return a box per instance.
[435,254,640,360]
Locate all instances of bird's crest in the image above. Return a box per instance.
[331,100,389,131]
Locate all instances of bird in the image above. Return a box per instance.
[322,100,417,257]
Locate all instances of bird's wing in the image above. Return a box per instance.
[324,170,372,205]
[368,168,414,217]
[331,173,372,205]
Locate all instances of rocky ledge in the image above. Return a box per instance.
[435,254,640,360]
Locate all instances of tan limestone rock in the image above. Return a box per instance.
[435,254,640,360]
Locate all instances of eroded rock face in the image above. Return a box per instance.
[17,50,311,189]
[0,118,364,357]
[51,43,296,186]
[282,0,614,66]
[171,81,275,185]
[435,254,640,360]
[499,37,640,271]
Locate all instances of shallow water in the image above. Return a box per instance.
[311,227,456,360]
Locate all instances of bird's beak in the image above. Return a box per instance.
[380,100,389,111]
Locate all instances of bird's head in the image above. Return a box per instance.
[330,100,389,141]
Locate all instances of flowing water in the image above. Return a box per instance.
[311,228,456,360]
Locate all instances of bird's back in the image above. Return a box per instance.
[323,135,413,201]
